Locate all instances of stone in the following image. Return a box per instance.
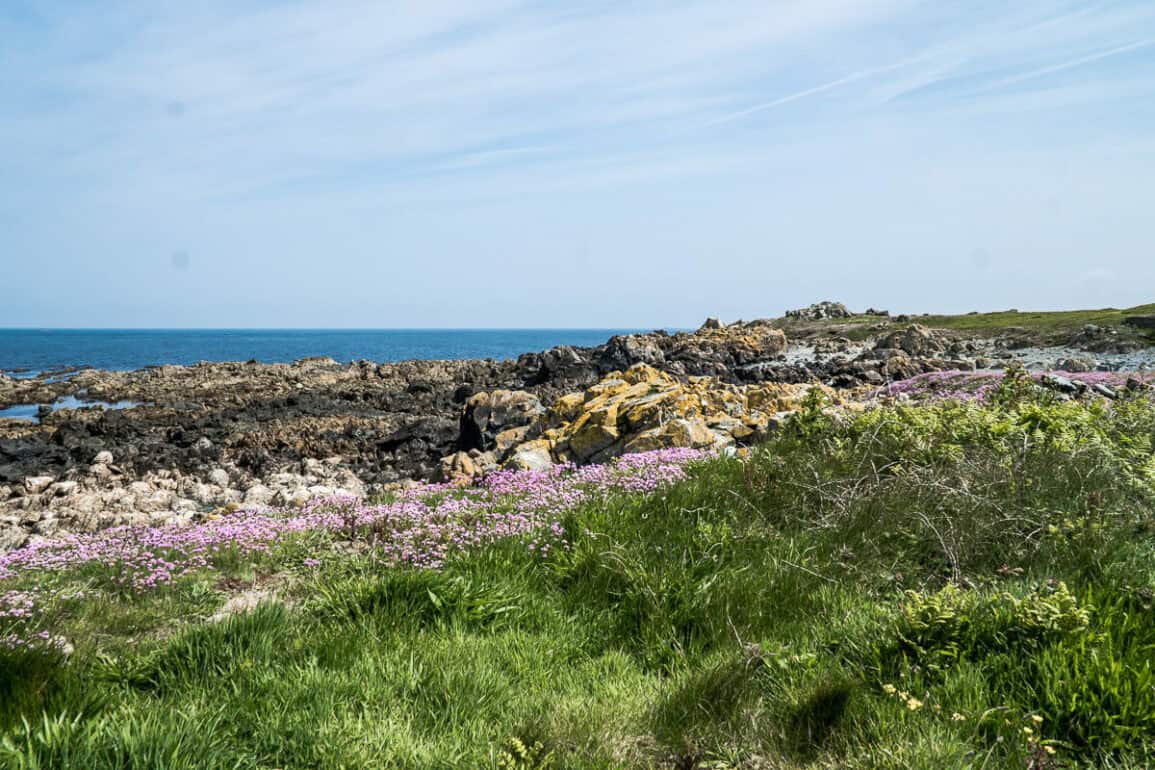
[0,524,27,551]
[438,451,478,483]
[1092,384,1117,399]
[874,325,946,357]
[504,440,554,471]
[699,317,724,330]
[93,450,114,465]
[243,484,274,506]
[501,364,837,467]
[785,302,852,321]
[50,481,78,497]
[460,390,546,452]
[207,468,231,487]
[89,464,114,480]
[493,426,531,459]
[1040,374,1080,395]
[1056,357,1095,373]
[23,476,54,494]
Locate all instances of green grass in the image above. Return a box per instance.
[778,302,1155,345]
[918,303,1155,335]
[4,385,1155,768]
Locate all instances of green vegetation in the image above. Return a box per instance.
[918,303,1155,336]
[4,382,1155,768]
[780,302,1155,345]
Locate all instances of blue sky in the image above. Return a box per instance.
[1,0,1153,328]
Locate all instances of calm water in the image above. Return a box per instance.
[0,329,648,374]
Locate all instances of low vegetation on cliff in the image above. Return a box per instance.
[3,375,1155,768]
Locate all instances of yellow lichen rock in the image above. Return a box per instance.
[496,363,845,469]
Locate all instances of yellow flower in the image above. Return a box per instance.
[1022,726,1033,736]
[1043,746,1056,756]
[1030,714,1044,725]
[906,697,923,711]
[882,684,896,695]
[951,712,966,722]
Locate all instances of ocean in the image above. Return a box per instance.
[0,329,648,375]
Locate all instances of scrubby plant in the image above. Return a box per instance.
[1,393,1155,767]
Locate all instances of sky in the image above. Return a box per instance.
[1,0,1154,329]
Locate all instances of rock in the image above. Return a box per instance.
[459,390,545,452]
[127,481,153,496]
[873,325,947,357]
[210,589,275,622]
[1092,384,1117,399]
[438,451,479,483]
[171,498,199,514]
[207,468,231,487]
[50,481,78,497]
[504,440,554,471]
[243,484,274,506]
[93,450,114,465]
[699,317,724,330]
[0,524,27,551]
[1056,357,1095,373]
[1040,374,1080,395]
[503,364,836,466]
[493,426,531,460]
[785,302,852,321]
[567,405,621,461]
[24,476,55,494]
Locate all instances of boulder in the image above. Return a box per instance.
[23,476,55,494]
[873,325,947,357]
[502,364,837,467]
[243,484,274,506]
[785,302,852,321]
[505,440,554,471]
[597,334,666,371]
[438,451,478,483]
[459,390,545,452]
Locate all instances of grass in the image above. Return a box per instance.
[3,382,1155,768]
[778,302,1155,345]
[918,303,1155,335]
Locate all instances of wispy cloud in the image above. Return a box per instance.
[706,58,922,125]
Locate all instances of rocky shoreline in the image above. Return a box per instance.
[3,305,1153,550]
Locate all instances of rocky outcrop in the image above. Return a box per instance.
[785,302,852,321]
[872,324,947,357]
[458,390,545,453]
[488,364,840,469]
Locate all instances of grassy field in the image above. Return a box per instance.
[778,303,1155,345]
[918,303,1155,334]
[3,380,1155,768]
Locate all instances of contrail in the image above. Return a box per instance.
[707,57,918,125]
[983,38,1154,91]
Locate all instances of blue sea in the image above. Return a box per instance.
[0,329,649,375]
